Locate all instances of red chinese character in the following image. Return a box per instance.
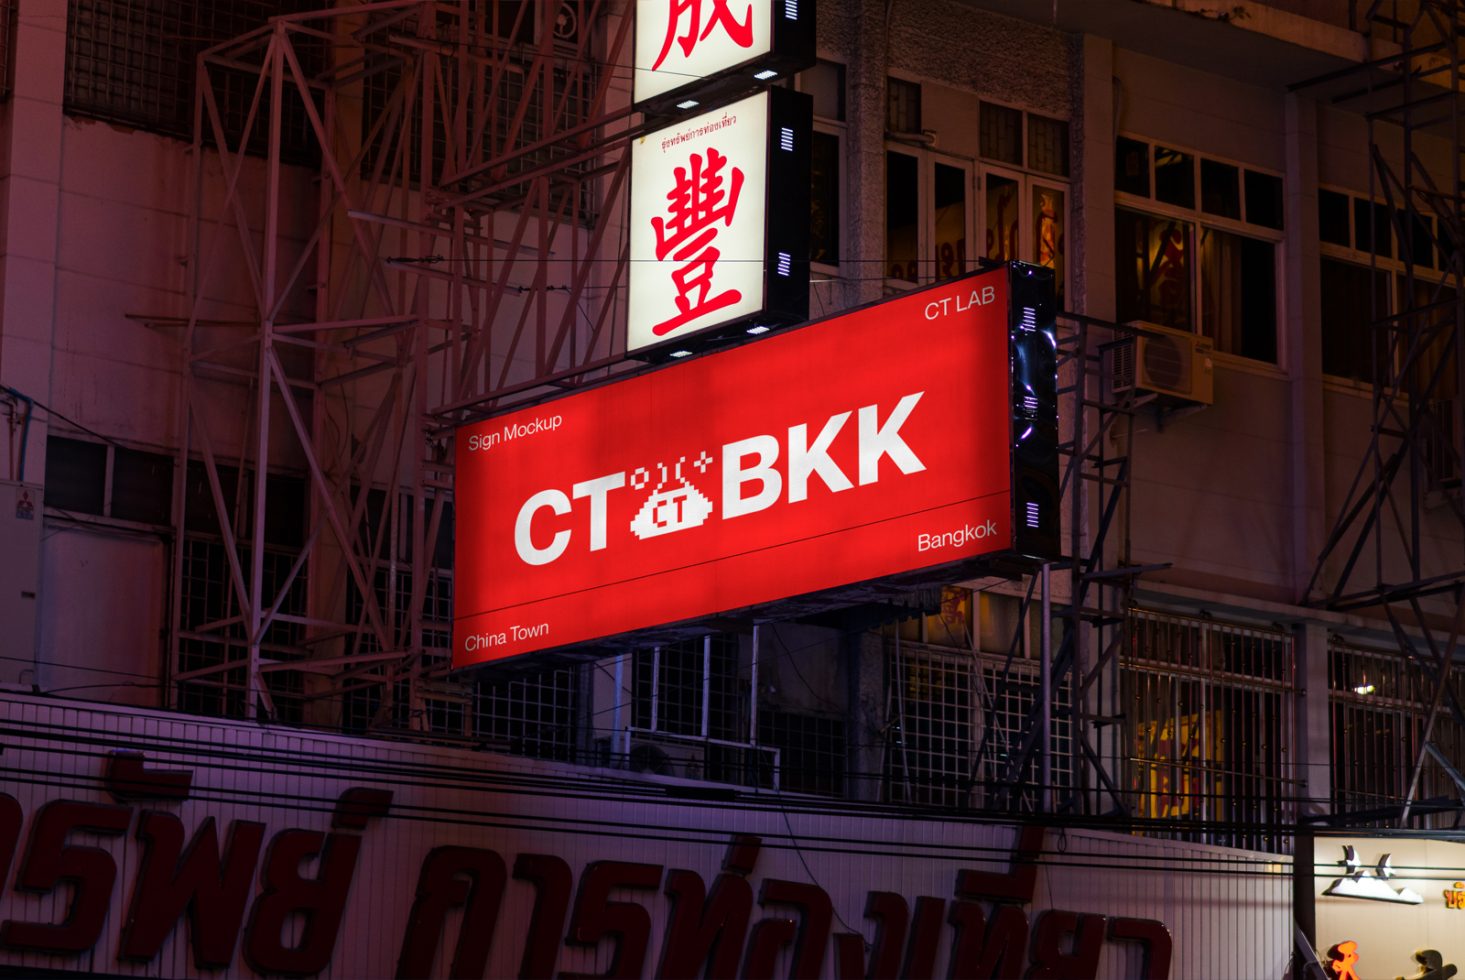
[651,147,744,337]
[651,0,755,71]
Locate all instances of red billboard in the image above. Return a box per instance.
[453,266,1056,666]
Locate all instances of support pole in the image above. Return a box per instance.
[1040,562,1052,813]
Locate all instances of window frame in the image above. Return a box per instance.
[42,433,176,531]
[1317,183,1454,394]
[884,145,977,289]
[808,121,846,275]
[1114,134,1286,370]
[882,87,1072,297]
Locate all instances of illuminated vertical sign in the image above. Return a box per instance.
[633,0,815,112]
[628,89,810,356]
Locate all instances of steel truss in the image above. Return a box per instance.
[170,0,637,725]
[974,315,1149,818]
[167,0,1150,804]
[1299,0,1465,826]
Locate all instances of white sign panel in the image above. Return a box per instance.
[628,92,769,353]
[633,0,774,105]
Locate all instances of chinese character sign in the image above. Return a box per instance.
[634,0,773,104]
[629,94,768,352]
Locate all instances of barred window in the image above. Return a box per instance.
[1124,609,1296,851]
[474,667,580,761]
[632,635,741,740]
[975,662,1072,810]
[177,536,307,722]
[65,0,322,164]
[358,14,596,207]
[759,709,845,797]
[885,644,974,807]
[1330,640,1465,827]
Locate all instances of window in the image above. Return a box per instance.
[45,436,173,525]
[887,149,969,283]
[632,635,741,739]
[1330,640,1465,829]
[980,101,1022,166]
[0,0,14,101]
[759,709,845,796]
[65,0,323,164]
[1125,609,1295,852]
[887,76,921,133]
[802,60,845,268]
[1318,186,1454,395]
[623,634,773,786]
[1115,138,1282,363]
[475,667,580,760]
[892,586,975,648]
[886,93,1069,298]
[1320,258,1387,384]
[978,102,1069,303]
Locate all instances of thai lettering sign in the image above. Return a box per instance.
[454,265,1058,666]
[0,696,1301,978]
[628,89,809,354]
[0,752,1172,979]
[632,0,815,111]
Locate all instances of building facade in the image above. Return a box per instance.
[0,0,1462,976]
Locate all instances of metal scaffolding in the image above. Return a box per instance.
[170,0,637,725]
[1299,0,1465,825]
[976,313,1148,819]
[166,0,1147,818]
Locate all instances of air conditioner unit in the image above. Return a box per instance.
[628,739,705,780]
[1111,321,1215,405]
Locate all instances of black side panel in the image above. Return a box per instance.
[1008,263,1060,561]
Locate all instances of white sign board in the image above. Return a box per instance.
[633,0,775,105]
[628,92,770,353]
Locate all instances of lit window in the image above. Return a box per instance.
[1114,136,1283,363]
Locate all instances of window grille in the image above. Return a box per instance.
[885,643,974,807]
[358,24,596,207]
[1329,640,1465,827]
[884,637,1071,811]
[1124,608,1296,851]
[631,635,741,740]
[621,635,779,786]
[975,662,1072,810]
[758,709,845,796]
[176,535,307,722]
[64,0,322,165]
[474,667,579,760]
